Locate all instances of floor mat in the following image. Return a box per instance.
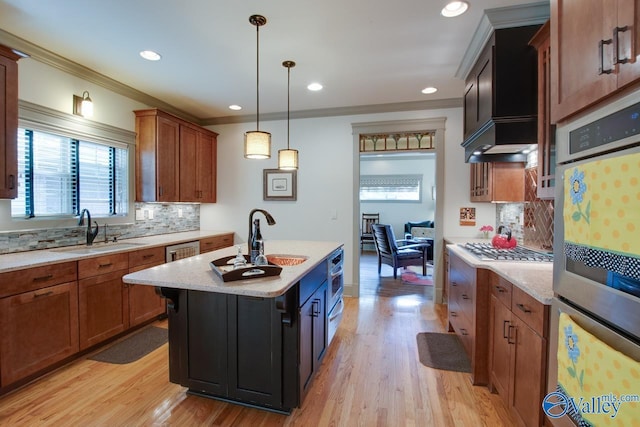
[89,326,167,364]
[416,332,471,373]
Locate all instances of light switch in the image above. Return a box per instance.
[135,209,144,220]
[178,208,183,218]
[148,209,154,220]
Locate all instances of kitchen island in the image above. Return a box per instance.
[123,240,343,414]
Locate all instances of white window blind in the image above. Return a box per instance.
[11,128,128,218]
[360,174,422,202]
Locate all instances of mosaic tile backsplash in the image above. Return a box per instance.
[0,203,200,254]
[496,168,554,252]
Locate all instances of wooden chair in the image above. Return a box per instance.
[371,223,430,279]
[360,213,380,251]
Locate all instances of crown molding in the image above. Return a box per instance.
[202,98,462,126]
[455,1,550,80]
[0,29,201,124]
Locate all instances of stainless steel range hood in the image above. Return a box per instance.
[462,116,538,163]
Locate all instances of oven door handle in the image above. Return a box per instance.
[330,265,344,278]
[329,298,344,321]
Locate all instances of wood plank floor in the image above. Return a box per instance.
[0,253,517,426]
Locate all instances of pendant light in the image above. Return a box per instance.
[244,14,271,159]
[278,60,299,170]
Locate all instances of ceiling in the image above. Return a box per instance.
[0,0,547,124]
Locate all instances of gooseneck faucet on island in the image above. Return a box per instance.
[248,209,276,256]
[78,208,100,246]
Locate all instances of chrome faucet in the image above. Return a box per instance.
[78,208,100,246]
[248,209,276,255]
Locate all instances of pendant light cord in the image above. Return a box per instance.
[287,65,290,149]
[256,23,260,131]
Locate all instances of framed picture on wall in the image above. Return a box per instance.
[263,169,297,201]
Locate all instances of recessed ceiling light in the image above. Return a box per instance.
[307,82,323,91]
[422,86,438,94]
[140,50,162,61]
[441,1,469,17]
[229,105,242,111]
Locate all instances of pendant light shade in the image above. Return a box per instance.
[244,14,271,159]
[245,131,271,159]
[278,60,299,170]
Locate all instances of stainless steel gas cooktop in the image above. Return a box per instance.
[461,242,553,262]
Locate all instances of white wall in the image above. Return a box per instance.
[3,56,499,299]
[359,155,435,239]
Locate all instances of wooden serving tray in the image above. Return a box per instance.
[209,254,282,282]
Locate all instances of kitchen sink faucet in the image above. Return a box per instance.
[248,209,276,255]
[78,208,100,246]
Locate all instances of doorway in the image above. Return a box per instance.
[351,118,447,303]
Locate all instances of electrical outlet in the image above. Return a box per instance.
[178,208,183,218]
[135,209,144,220]
[148,209,154,220]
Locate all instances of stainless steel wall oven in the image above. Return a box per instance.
[548,90,640,426]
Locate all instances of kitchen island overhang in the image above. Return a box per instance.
[123,240,343,414]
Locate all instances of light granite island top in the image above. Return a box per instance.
[123,240,343,298]
[445,237,553,304]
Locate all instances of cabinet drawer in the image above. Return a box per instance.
[490,273,512,307]
[200,234,234,253]
[78,253,128,279]
[129,246,164,268]
[511,286,548,337]
[0,262,77,298]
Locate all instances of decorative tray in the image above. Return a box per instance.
[209,254,282,282]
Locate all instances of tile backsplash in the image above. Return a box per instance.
[496,168,554,252]
[0,203,200,254]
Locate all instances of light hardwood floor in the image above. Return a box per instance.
[0,253,516,426]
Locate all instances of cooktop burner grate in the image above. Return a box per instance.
[461,243,553,262]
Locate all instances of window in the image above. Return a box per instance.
[11,128,128,218]
[360,174,422,202]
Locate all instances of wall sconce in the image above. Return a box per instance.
[244,15,271,159]
[73,91,93,118]
[278,60,299,170]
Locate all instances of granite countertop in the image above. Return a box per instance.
[445,236,553,304]
[123,240,343,298]
[0,230,234,273]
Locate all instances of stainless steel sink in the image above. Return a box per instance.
[266,254,308,266]
[51,242,146,254]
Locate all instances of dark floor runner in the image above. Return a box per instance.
[416,332,471,373]
[89,326,168,364]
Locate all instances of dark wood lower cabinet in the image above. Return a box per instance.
[165,271,328,413]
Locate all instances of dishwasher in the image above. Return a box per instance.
[165,240,200,262]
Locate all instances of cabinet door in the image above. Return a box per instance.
[156,115,180,202]
[79,270,128,350]
[470,163,491,202]
[535,24,556,200]
[312,284,327,367]
[510,314,547,427]
[196,131,216,202]
[617,0,640,87]
[489,295,512,401]
[551,0,618,122]
[182,290,228,395]
[128,261,165,327]
[179,125,198,202]
[299,294,314,396]
[0,282,79,386]
[476,48,493,127]
[228,295,283,408]
[0,46,19,199]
